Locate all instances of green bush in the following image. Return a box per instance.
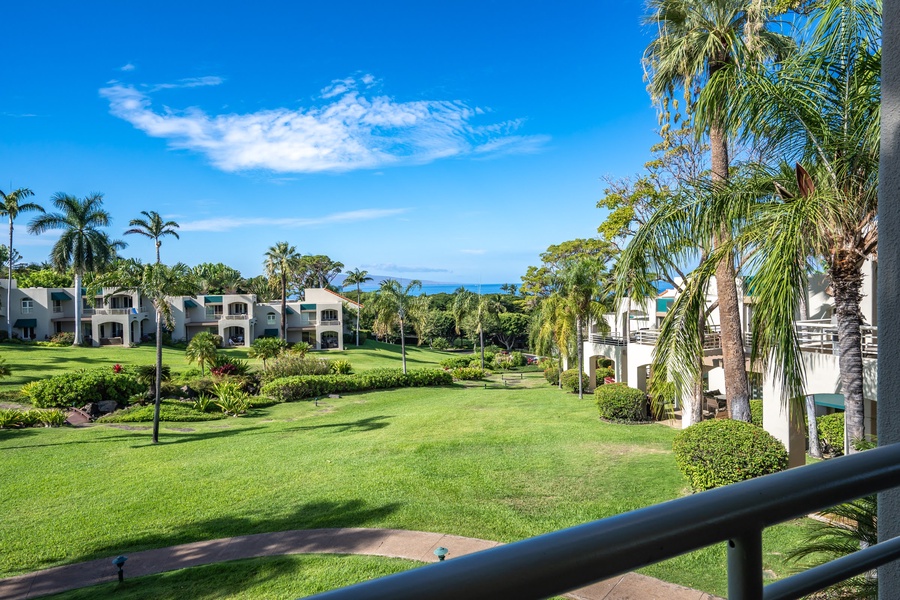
[49,332,75,346]
[817,412,845,456]
[451,367,485,380]
[23,369,145,408]
[264,355,331,380]
[98,400,227,423]
[559,368,588,393]
[510,352,526,368]
[34,409,67,427]
[673,419,789,492]
[430,337,450,351]
[750,400,763,427]
[212,381,251,416]
[329,359,353,375]
[544,365,560,385]
[440,355,474,369]
[0,408,24,428]
[595,384,647,422]
[261,368,452,402]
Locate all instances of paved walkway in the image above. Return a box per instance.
[0,528,720,600]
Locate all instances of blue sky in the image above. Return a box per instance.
[1,1,660,285]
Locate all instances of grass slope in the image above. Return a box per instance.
[0,377,812,596]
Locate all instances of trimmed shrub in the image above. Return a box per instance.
[98,400,227,423]
[673,419,789,492]
[49,332,75,346]
[817,412,845,456]
[260,368,452,403]
[329,359,353,375]
[750,400,763,427]
[509,352,526,368]
[559,368,588,393]
[211,354,250,376]
[544,365,560,385]
[595,384,647,422]
[23,369,145,408]
[264,355,330,380]
[430,337,450,351]
[440,355,473,369]
[451,367,485,380]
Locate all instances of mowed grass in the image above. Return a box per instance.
[0,374,813,597]
[0,339,455,392]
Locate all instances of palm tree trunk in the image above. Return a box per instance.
[7,218,13,340]
[281,274,287,341]
[806,395,823,459]
[709,120,751,423]
[73,271,83,346]
[480,328,485,370]
[356,285,361,346]
[152,308,163,444]
[400,319,407,374]
[155,241,161,264]
[831,257,866,453]
[577,315,584,399]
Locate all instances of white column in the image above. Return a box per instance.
[761,366,806,468]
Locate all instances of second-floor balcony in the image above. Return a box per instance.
[630,326,721,349]
[588,333,628,346]
[223,312,250,321]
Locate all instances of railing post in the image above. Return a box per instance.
[728,529,763,600]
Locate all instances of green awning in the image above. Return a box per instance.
[14,319,36,328]
[813,394,845,410]
[184,299,198,308]
[205,295,223,303]
[656,298,674,313]
[286,306,297,315]
[300,303,316,310]
[264,329,279,337]
[51,291,72,301]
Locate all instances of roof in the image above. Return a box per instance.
[324,288,362,307]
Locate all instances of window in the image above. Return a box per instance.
[321,309,338,321]
[21,299,33,314]
[267,313,276,325]
[53,300,63,313]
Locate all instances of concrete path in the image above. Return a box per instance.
[0,528,720,600]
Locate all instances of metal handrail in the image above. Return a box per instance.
[307,443,900,600]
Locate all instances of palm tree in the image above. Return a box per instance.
[186,331,221,376]
[373,279,422,374]
[124,210,180,264]
[0,188,43,340]
[28,193,122,346]
[643,0,792,422]
[561,258,608,399]
[467,294,504,370]
[343,268,373,346]
[264,242,301,341]
[529,293,575,389]
[92,259,197,443]
[451,287,475,348]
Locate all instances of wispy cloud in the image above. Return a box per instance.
[361,263,451,274]
[119,63,136,72]
[1,112,38,118]
[179,208,407,232]
[460,249,485,255]
[99,74,548,173]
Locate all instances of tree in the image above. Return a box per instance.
[373,279,421,374]
[642,0,792,423]
[248,337,288,371]
[300,254,344,288]
[243,275,272,302]
[450,287,475,346]
[91,259,197,443]
[186,331,221,376]
[496,312,530,351]
[561,258,609,399]
[15,267,72,289]
[465,294,504,369]
[28,193,122,345]
[343,268,373,346]
[124,210,180,264]
[192,263,244,294]
[0,188,44,339]
[264,242,301,340]
[529,292,575,389]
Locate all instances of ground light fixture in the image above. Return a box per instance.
[112,555,128,582]
[434,547,449,561]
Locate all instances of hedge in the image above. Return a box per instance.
[260,368,453,402]
[98,401,227,423]
[559,368,588,393]
[451,367,485,381]
[595,384,647,422]
[22,369,145,408]
[749,399,763,427]
[817,412,844,455]
[673,419,788,492]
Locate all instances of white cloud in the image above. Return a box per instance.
[120,63,136,72]
[460,249,485,255]
[99,74,547,173]
[179,208,407,232]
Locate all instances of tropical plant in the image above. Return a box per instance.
[373,279,422,374]
[560,257,609,398]
[212,381,251,416]
[343,267,372,346]
[596,384,648,422]
[466,294,504,369]
[185,331,222,376]
[28,193,123,345]
[264,242,302,340]
[0,188,44,339]
[248,337,288,371]
[289,341,311,357]
[124,210,180,263]
[91,259,197,443]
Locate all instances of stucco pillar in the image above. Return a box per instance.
[879,1,900,594]
[761,366,806,468]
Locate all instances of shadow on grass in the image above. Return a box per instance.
[289,415,393,433]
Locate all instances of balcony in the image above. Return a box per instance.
[588,333,628,346]
[320,318,340,325]
[630,326,721,349]
[92,308,134,315]
[223,313,250,321]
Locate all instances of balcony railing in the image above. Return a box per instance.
[320,318,340,325]
[224,313,250,320]
[630,326,721,349]
[308,443,900,600]
[92,308,136,315]
[794,320,878,357]
[588,334,628,346]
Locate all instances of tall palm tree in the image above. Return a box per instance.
[561,258,608,399]
[92,259,197,444]
[28,193,121,346]
[374,279,422,374]
[529,292,575,389]
[0,188,44,339]
[343,268,373,346]
[264,242,301,341]
[450,287,475,348]
[468,294,504,369]
[644,0,792,422]
[124,210,180,264]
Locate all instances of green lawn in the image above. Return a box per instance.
[0,374,813,597]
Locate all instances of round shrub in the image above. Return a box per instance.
[817,412,844,456]
[544,365,560,385]
[673,419,789,492]
[749,399,763,427]
[510,351,526,368]
[430,337,450,351]
[451,367,485,380]
[595,384,647,422]
[559,368,588,393]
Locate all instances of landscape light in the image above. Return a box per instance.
[112,555,128,582]
[434,547,449,561]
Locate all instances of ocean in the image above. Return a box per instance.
[357,283,507,296]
